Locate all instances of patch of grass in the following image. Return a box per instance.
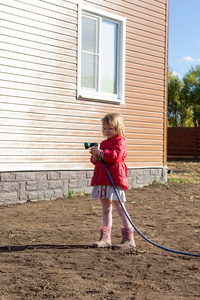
[76,191,85,197]
[67,188,74,199]
[168,178,188,183]
[50,191,56,200]
[92,206,101,210]
[152,178,159,185]
[167,161,200,184]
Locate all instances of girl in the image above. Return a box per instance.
[89,113,136,249]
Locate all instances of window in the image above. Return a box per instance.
[78,5,126,104]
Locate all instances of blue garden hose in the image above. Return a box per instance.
[102,160,200,257]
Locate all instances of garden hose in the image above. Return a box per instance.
[101,160,200,257]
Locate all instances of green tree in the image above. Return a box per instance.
[167,70,192,127]
[182,65,200,124]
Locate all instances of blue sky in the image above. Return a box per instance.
[168,0,200,78]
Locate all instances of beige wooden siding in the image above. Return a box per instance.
[0,0,168,171]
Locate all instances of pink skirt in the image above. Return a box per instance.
[91,185,126,202]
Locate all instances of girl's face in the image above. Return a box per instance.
[103,123,118,139]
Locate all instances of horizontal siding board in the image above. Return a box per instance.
[0,157,94,164]
[124,139,163,146]
[125,121,163,129]
[0,81,77,98]
[0,112,164,131]
[0,156,162,170]
[126,31,165,48]
[126,158,164,163]
[15,0,77,16]
[0,30,76,59]
[126,56,165,71]
[126,45,165,61]
[0,126,163,140]
[0,49,76,71]
[124,0,166,11]
[0,156,163,163]
[0,117,101,131]
[139,0,166,9]
[0,142,90,150]
[111,0,166,14]
[0,65,76,84]
[126,98,164,108]
[126,73,164,86]
[126,39,164,55]
[0,72,76,90]
[37,0,79,9]
[128,145,163,151]
[0,163,93,172]
[0,72,76,91]
[126,63,164,76]
[125,114,164,124]
[0,108,101,125]
[0,111,163,131]
[0,36,77,63]
[1,20,77,47]
[126,86,164,98]
[126,38,164,55]
[0,133,103,143]
[0,93,165,114]
[126,68,165,81]
[126,80,164,93]
[126,49,165,65]
[125,93,164,104]
[0,56,76,78]
[126,14,165,32]
[126,27,165,44]
[0,161,164,172]
[0,112,164,133]
[0,150,88,156]
[0,124,163,136]
[0,132,163,143]
[0,0,168,171]
[125,104,164,115]
[0,149,163,157]
[0,103,164,121]
[126,21,165,39]
[1,142,163,152]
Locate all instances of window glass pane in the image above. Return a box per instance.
[82,16,98,53]
[81,52,98,89]
[101,20,118,94]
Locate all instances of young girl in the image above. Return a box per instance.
[89,113,136,249]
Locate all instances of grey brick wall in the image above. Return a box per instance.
[0,168,167,205]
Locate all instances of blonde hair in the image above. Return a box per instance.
[101,113,125,138]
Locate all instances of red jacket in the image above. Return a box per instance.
[90,135,128,191]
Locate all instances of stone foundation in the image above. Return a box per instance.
[0,168,168,205]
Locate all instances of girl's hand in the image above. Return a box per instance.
[89,148,98,162]
[91,145,100,156]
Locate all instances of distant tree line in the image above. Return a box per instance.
[168,65,200,127]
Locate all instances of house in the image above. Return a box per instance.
[0,0,169,204]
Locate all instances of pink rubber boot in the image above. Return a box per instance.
[115,228,136,249]
[93,226,112,248]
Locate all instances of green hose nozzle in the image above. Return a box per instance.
[84,142,98,149]
[84,142,102,161]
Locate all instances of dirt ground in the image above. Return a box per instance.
[0,161,200,300]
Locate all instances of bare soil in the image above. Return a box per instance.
[0,161,200,300]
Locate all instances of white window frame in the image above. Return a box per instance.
[77,4,126,104]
